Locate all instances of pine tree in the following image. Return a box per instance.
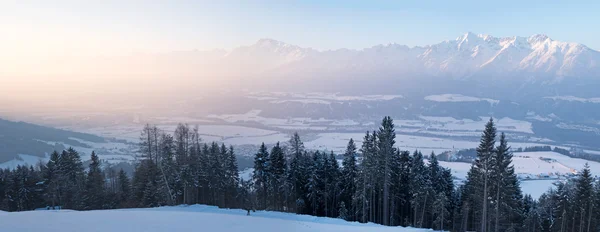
[377,116,396,226]
[552,181,572,232]
[428,152,443,193]
[410,150,430,227]
[397,150,412,226]
[268,142,286,211]
[226,146,240,208]
[158,133,177,205]
[325,151,340,217]
[341,138,358,221]
[307,151,326,216]
[117,169,132,208]
[339,201,349,220]
[490,132,523,232]
[84,152,105,210]
[287,133,310,214]
[58,148,85,210]
[357,131,377,223]
[253,143,270,210]
[573,163,594,232]
[433,192,450,231]
[43,151,61,209]
[462,118,496,232]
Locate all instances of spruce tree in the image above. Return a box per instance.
[84,152,105,210]
[573,163,594,232]
[287,133,310,214]
[341,138,358,221]
[410,150,430,227]
[44,151,61,209]
[268,142,286,211]
[253,143,270,209]
[325,151,340,217]
[58,148,85,210]
[433,192,450,231]
[490,132,523,232]
[225,145,240,208]
[377,116,396,226]
[397,150,412,226]
[463,118,496,232]
[117,169,132,208]
[339,201,349,220]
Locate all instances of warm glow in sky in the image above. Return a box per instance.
[1,0,599,107]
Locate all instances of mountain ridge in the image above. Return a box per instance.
[232,32,599,79]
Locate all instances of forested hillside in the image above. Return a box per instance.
[0,118,105,162]
[1,117,598,232]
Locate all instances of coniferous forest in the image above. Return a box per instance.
[1,117,599,232]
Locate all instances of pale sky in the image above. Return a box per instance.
[2,0,599,58]
[1,0,599,115]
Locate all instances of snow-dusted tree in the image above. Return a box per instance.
[287,133,310,214]
[410,150,430,227]
[268,142,286,211]
[433,192,450,231]
[253,143,270,210]
[490,132,523,232]
[377,116,396,226]
[573,163,594,232]
[461,118,496,232]
[339,201,349,220]
[340,138,358,221]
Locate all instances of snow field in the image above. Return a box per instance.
[0,205,431,232]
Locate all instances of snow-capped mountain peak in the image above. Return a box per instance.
[254,38,291,49]
[217,33,599,79]
[527,34,551,45]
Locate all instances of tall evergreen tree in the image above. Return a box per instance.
[268,142,286,211]
[463,118,496,232]
[287,133,310,214]
[397,150,412,226]
[341,138,358,221]
[490,133,523,232]
[43,151,61,209]
[377,116,396,226]
[58,148,85,210]
[573,163,594,232]
[84,152,105,210]
[433,192,450,231]
[410,150,430,227]
[253,143,270,209]
[116,169,132,208]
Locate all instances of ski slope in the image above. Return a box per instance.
[0,205,431,232]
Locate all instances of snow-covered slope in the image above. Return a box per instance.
[0,205,430,232]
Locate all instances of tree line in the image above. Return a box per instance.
[0,117,599,232]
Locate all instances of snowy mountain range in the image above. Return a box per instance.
[213,32,600,81]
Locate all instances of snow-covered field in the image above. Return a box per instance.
[513,151,600,176]
[0,154,50,170]
[424,94,499,105]
[304,132,552,155]
[436,151,600,199]
[521,179,557,199]
[0,205,430,232]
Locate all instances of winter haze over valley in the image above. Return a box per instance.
[2,1,600,231]
[3,31,600,201]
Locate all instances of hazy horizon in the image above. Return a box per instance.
[2,0,600,123]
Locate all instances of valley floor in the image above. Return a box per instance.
[0,205,431,232]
